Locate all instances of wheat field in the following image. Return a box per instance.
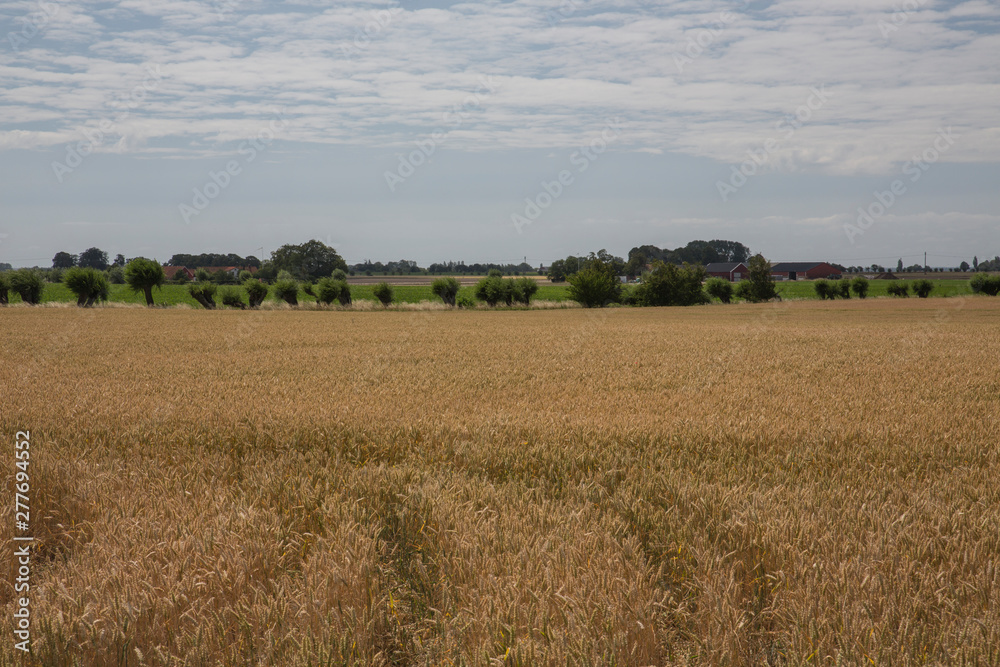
[1,298,998,666]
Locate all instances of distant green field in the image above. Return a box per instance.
[5,278,972,307]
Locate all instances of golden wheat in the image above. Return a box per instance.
[1,297,998,665]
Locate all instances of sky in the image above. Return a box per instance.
[1,0,998,268]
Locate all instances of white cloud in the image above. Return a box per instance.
[0,0,997,176]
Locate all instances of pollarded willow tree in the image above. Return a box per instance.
[124,258,165,306]
[63,267,110,307]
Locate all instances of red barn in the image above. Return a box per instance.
[770,262,841,281]
[704,262,749,282]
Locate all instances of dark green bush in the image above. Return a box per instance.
[243,279,269,308]
[273,279,299,306]
[567,267,620,308]
[743,254,778,303]
[456,294,476,309]
[887,281,909,297]
[0,272,9,305]
[373,282,393,307]
[814,279,833,300]
[734,279,753,301]
[512,277,538,305]
[188,282,217,309]
[912,279,933,298]
[331,269,347,282]
[63,267,110,307]
[316,277,351,306]
[970,273,1000,296]
[238,270,253,283]
[10,269,44,305]
[851,275,869,299]
[837,278,851,299]
[705,277,733,304]
[634,262,707,307]
[219,286,246,309]
[431,277,461,306]
[487,268,503,278]
[474,277,512,307]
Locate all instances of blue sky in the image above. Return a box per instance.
[1,0,998,267]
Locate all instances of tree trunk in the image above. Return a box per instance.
[143,286,154,306]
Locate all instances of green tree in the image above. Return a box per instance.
[705,277,734,303]
[512,277,538,305]
[52,251,77,268]
[912,279,933,298]
[635,262,707,307]
[112,253,127,267]
[243,279,269,308]
[546,259,568,282]
[567,258,620,308]
[814,280,839,300]
[373,282,394,307]
[273,278,299,306]
[316,278,351,306]
[189,282,217,309]
[474,276,513,306]
[837,278,851,299]
[78,247,109,270]
[271,240,348,281]
[195,268,211,282]
[850,275,870,299]
[897,258,904,272]
[887,281,909,297]
[743,254,777,303]
[218,286,245,309]
[431,277,461,306]
[124,258,165,306]
[10,269,44,304]
[623,254,646,280]
[0,272,9,305]
[63,267,109,307]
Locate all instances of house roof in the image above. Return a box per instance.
[162,266,193,279]
[770,262,836,272]
[704,262,747,272]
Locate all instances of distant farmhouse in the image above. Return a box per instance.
[704,262,749,282]
[163,266,195,281]
[770,262,842,281]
